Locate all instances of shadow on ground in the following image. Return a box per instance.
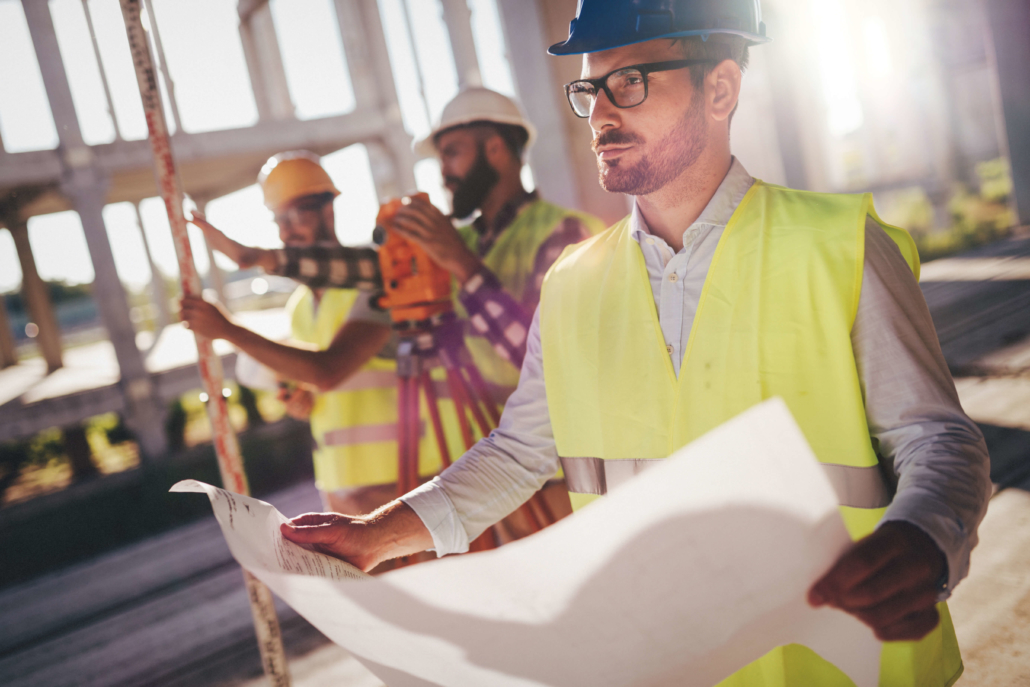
[979,423,1030,491]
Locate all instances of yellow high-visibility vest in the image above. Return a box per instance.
[539,182,961,687]
[455,198,607,404]
[288,287,462,490]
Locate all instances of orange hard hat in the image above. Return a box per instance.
[257,151,340,211]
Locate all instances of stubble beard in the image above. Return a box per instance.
[595,94,708,196]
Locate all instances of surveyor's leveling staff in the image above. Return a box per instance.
[117,1,290,684]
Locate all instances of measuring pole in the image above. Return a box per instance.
[117,2,290,684]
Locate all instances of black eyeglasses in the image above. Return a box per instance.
[564,59,717,118]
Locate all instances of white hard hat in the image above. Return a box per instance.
[413,87,537,160]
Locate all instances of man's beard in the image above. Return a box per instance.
[447,145,500,220]
[314,218,336,243]
[593,93,707,196]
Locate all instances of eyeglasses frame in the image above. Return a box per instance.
[564,59,719,118]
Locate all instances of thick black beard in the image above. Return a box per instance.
[597,92,707,196]
[449,146,500,220]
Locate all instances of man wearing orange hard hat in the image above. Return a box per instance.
[192,90,608,529]
[185,151,457,516]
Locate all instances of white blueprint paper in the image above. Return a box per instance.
[172,398,881,687]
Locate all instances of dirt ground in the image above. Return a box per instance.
[949,488,1030,686]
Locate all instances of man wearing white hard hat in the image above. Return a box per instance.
[391,86,608,406]
[193,90,606,526]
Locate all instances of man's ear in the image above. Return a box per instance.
[483,133,512,169]
[708,59,742,123]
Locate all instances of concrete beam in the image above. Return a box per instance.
[439,0,483,89]
[8,220,63,372]
[984,0,1030,226]
[0,109,387,193]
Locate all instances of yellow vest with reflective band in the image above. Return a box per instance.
[539,182,961,687]
[288,287,461,490]
[456,199,607,402]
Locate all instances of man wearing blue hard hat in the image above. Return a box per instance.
[282,1,989,684]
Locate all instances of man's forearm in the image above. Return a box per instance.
[402,309,560,555]
[271,244,382,290]
[364,500,437,563]
[224,321,389,391]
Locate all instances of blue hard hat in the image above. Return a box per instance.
[548,0,770,56]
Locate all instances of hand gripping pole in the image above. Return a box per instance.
[117,2,290,683]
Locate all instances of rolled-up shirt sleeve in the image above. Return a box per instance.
[855,220,992,596]
[401,307,560,555]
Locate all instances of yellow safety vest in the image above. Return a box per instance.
[288,287,461,490]
[539,182,962,687]
[456,198,607,403]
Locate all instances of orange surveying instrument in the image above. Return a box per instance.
[373,194,557,553]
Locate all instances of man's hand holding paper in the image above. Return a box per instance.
[176,398,884,687]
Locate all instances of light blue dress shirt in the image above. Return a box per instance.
[402,159,991,596]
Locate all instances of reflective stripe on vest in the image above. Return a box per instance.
[329,369,396,393]
[288,286,459,489]
[559,456,892,508]
[326,371,515,406]
[323,420,426,447]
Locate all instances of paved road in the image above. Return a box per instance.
[0,482,381,687]
[1,235,1028,686]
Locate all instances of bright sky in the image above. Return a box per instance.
[0,0,518,294]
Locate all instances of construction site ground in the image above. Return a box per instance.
[1,234,1029,686]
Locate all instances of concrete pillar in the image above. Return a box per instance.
[141,0,183,134]
[64,178,168,460]
[339,0,417,194]
[23,0,167,459]
[238,1,294,121]
[133,202,171,331]
[439,0,483,89]
[63,424,98,481]
[509,0,628,224]
[0,280,19,368]
[495,0,579,211]
[984,0,1030,226]
[193,199,227,306]
[334,0,408,198]
[8,220,63,372]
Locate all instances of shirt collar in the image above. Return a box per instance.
[472,189,539,237]
[630,157,754,244]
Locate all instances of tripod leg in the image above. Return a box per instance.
[396,374,412,498]
[468,527,499,552]
[444,368,476,450]
[407,369,421,489]
[420,370,453,469]
[463,363,501,426]
[525,491,557,530]
[517,501,544,532]
[454,367,493,438]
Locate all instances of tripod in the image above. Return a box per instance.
[394,312,557,554]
